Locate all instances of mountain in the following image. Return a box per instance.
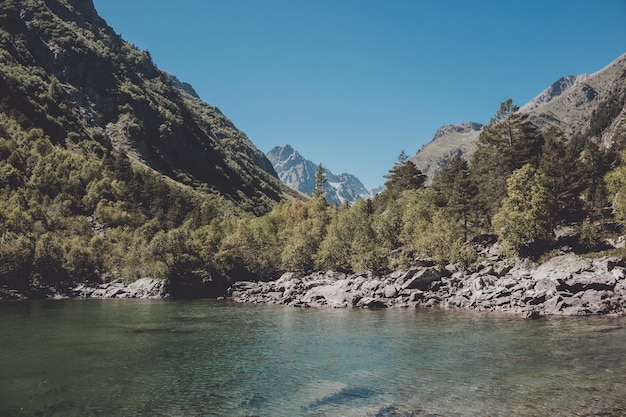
[0,0,294,214]
[523,53,626,148]
[519,74,591,113]
[411,122,483,183]
[266,145,378,204]
[412,52,626,180]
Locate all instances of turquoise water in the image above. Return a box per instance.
[1,300,626,416]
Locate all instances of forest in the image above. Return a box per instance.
[2,96,626,298]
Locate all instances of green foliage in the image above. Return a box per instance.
[378,150,426,204]
[312,163,327,201]
[471,99,544,221]
[492,164,552,256]
[432,155,478,241]
[398,189,470,266]
[538,128,585,224]
[606,151,626,225]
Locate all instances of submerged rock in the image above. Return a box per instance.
[228,254,626,317]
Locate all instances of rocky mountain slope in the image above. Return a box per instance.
[0,0,294,214]
[412,52,626,180]
[524,53,626,148]
[267,145,378,204]
[411,122,483,183]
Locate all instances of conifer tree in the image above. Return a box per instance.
[471,99,544,223]
[313,163,327,201]
[432,155,477,241]
[577,141,615,248]
[380,150,426,203]
[538,128,584,225]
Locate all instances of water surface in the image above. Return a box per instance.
[1,299,626,416]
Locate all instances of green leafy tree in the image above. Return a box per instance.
[314,200,383,273]
[398,188,469,266]
[315,205,353,272]
[279,200,328,273]
[492,164,552,256]
[0,232,34,290]
[606,151,626,227]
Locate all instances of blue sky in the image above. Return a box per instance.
[93,0,626,189]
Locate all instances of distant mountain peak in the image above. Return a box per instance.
[519,74,591,112]
[267,145,377,204]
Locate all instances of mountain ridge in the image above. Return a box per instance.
[412,52,626,180]
[0,0,293,214]
[267,145,378,204]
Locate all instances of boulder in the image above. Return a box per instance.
[401,268,442,291]
[127,278,166,298]
[355,297,388,309]
[533,254,593,282]
[383,284,399,298]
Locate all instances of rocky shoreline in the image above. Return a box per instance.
[0,278,168,300]
[71,278,167,299]
[3,252,626,318]
[228,253,626,318]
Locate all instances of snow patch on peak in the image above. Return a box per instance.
[266,145,377,204]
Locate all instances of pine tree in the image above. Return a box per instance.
[537,128,584,225]
[577,141,615,249]
[471,99,544,223]
[381,150,426,202]
[313,163,327,200]
[432,155,477,241]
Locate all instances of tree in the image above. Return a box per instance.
[432,155,477,241]
[537,128,584,225]
[381,150,426,203]
[577,141,615,249]
[606,151,626,227]
[313,163,327,200]
[471,99,544,222]
[315,205,353,272]
[280,200,328,273]
[492,164,552,256]
[579,141,613,218]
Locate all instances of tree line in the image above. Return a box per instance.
[1,99,625,297]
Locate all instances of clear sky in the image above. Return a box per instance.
[92,0,626,189]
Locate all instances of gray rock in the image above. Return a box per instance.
[355,297,387,309]
[227,252,626,317]
[533,253,593,282]
[401,268,442,291]
[383,284,399,298]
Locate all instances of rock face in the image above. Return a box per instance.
[71,278,167,299]
[411,122,483,183]
[228,254,626,317]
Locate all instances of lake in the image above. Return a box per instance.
[1,299,626,416]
